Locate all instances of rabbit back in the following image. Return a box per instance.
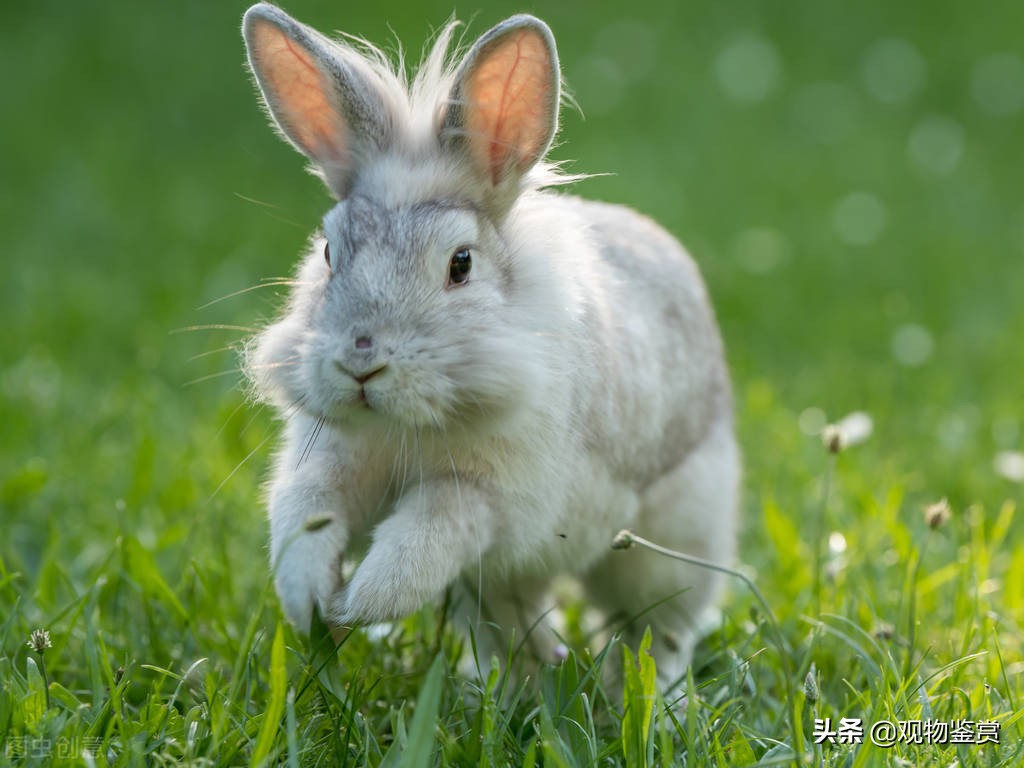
[559,196,732,485]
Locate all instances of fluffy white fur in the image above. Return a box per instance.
[241,3,739,691]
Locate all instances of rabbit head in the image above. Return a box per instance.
[242,4,576,431]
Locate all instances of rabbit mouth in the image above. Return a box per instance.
[323,382,414,424]
[331,384,454,430]
[336,384,376,414]
[318,393,381,430]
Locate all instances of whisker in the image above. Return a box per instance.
[236,404,272,440]
[214,399,249,440]
[296,418,319,470]
[401,428,412,498]
[196,280,307,311]
[183,369,245,387]
[246,360,300,370]
[188,344,242,363]
[233,192,285,209]
[414,426,425,492]
[414,426,426,538]
[381,426,396,493]
[436,419,482,625]
[258,276,313,285]
[233,193,308,229]
[300,418,320,467]
[209,432,276,502]
[298,417,327,468]
[170,324,260,335]
[264,211,310,229]
[281,395,309,420]
[374,425,402,522]
[312,418,328,461]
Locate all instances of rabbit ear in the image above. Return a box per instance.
[242,3,389,198]
[442,15,560,186]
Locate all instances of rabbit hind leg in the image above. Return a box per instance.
[584,417,740,695]
[451,573,563,678]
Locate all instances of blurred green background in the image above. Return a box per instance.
[2,0,1022,643]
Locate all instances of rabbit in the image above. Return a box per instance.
[241,2,740,691]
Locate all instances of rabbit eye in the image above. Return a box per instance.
[448,247,472,287]
[324,241,331,269]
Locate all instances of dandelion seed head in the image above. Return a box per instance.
[822,411,873,453]
[923,498,952,529]
[822,425,846,454]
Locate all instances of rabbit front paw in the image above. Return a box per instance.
[330,481,493,625]
[272,520,346,631]
[333,531,449,624]
[334,488,490,624]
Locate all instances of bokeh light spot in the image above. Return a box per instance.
[861,38,927,104]
[832,192,886,245]
[715,33,782,104]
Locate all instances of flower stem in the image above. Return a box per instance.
[611,529,794,698]
[37,654,51,710]
[812,453,835,618]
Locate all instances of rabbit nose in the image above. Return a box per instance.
[354,335,373,350]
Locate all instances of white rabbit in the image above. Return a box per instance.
[241,2,739,690]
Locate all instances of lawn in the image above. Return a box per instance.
[2,0,1023,765]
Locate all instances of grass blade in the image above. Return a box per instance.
[251,623,287,768]
[397,654,445,768]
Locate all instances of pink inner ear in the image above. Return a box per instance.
[251,20,347,165]
[464,29,553,183]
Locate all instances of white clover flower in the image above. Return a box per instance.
[27,628,52,654]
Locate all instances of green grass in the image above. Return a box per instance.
[2,0,1023,765]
